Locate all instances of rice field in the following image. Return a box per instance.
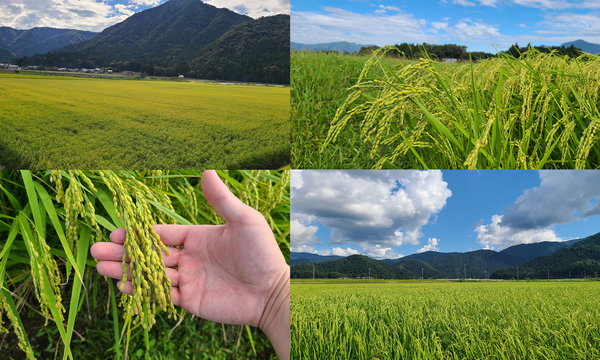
[0,73,289,169]
[291,281,600,359]
[293,49,600,169]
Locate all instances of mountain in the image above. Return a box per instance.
[491,232,600,279]
[20,0,290,83]
[561,40,600,54]
[291,41,374,54]
[290,252,344,266]
[393,259,449,279]
[0,27,96,57]
[188,14,290,84]
[423,250,524,279]
[291,255,414,279]
[500,239,580,262]
[0,48,15,61]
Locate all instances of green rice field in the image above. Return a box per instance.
[292,49,600,169]
[0,73,289,169]
[291,281,600,359]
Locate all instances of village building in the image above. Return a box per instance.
[442,58,458,63]
[122,71,134,76]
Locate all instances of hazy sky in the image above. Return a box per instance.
[0,0,289,32]
[291,170,600,259]
[291,0,600,52]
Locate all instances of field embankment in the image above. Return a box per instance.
[0,73,289,168]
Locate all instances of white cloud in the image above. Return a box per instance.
[475,214,562,249]
[291,219,319,246]
[452,19,502,40]
[291,245,317,253]
[291,7,436,46]
[379,5,402,11]
[291,170,452,252]
[0,0,137,32]
[416,238,441,253]
[128,0,163,6]
[204,0,289,18]
[454,0,476,6]
[329,247,361,256]
[475,170,600,250]
[363,245,403,259]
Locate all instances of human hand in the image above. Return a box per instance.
[90,170,290,359]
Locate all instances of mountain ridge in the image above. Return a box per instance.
[0,26,96,59]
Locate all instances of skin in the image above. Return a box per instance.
[90,170,290,359]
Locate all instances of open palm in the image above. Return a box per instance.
[90,170,289,328]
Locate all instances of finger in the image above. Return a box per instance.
[99,261,180,287]
[201,170,251,224]
[116,280,182,307]
[110,225,200,249]
[91,242,182,267]
[110,228,126,244]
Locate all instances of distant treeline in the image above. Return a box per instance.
[302,42,584,61]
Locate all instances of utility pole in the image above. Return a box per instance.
[312,263,315,280]
[464,263,466,280]
[516,267,519,281]
[369,268,371,279]
[548,269,549,280]
[422,268,424,280]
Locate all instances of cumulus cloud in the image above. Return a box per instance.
[499,171,600,229]
[452,19,502,40]
[291,170,452,255]
[291,6,435,46]
[0,0,142,32]
[204,0,289,18]
[416,238,441,253]
[290,219,319,246]
[454,0,476,6]
[475,171,600,250]
[291,245,317,253]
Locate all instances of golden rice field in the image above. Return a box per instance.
[0,73,289,169]
[294,48,600,169]
[291,281,600,359]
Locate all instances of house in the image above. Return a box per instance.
[27,65,38,70]
[122,71,134,76]
[442,58,457,63]
[178,75,184,78]
[8,65,21,70]
[57,68,67,71]
[107,70,113,74]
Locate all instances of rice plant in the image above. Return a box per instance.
[291,281,600,359]
[0,170,290,359]
[322,46,600,169]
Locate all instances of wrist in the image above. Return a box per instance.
[259,266,290,360]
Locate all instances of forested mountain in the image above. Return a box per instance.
[0,27,96,58]
[291,41,373,54]
[290,252,343,266]
[291,255,414,279]
[491,232,600,279]
[16,0,290,83]
[188,14,289,84]
[561,40,600,54]
[500,239,580,261]
[0,47,15,61]
[393,259,448,279]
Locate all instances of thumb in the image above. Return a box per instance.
[201,170,250,224]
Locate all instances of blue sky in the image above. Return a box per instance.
[291,170,600,259]
[0,0,289,32]
[291,0,600,52]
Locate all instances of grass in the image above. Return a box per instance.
[0,73,290,169]
[292,48,600,169]
[291,281,600,359]
[0,170,290,359]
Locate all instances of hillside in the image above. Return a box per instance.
[291,41,373,54]
[290,252,343,266]
[491,232,600,279]
[19,0,290,82]
[393,259,448,279]
[561,40,600,54]
[0,47,15,61]
[291,255,414,279]
[500,239,580,261]
[0,27,96,57]
[425,250,523,279]
[188,14,290,83]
